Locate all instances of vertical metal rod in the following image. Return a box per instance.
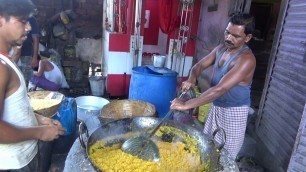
[118,0,122,33]
[109,0,114,32]
[181,3,194,77]
[133,0,142,67]
[171,0,194,77]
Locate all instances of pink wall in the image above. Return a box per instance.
[194,0,230,92]
[195,0,231,61]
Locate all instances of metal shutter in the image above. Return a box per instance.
[256,0,306,171]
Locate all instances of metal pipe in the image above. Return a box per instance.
[133,0,142,67]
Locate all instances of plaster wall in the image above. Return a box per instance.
[195,0,231,62]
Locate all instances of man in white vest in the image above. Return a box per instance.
[0,0,65,171]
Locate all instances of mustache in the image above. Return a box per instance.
[225,40,233,45]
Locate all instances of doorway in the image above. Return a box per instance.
[248,0,282,109]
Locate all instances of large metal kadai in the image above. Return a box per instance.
[79,117,233,172]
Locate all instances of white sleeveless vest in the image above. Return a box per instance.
[0,54,38,170]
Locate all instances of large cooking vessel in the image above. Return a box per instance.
[79,117,226,172]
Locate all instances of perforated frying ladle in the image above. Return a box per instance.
[121,92,185,162]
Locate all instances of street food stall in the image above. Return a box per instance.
[24,1,246,171]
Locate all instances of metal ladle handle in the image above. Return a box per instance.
[78,121,89,148]
[148,92,186,138]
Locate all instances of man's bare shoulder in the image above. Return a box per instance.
[233,49,256,78]
[215,44,227,54]
[0,58,10,73]
[203,44,226,60]
[0,59,11,90]
[0,58,20,96]
[241,49,256,63]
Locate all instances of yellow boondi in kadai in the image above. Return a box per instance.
[89,126,207,172]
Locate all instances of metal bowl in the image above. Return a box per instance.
[75,96,109,122]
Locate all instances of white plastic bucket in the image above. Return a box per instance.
[89,76,106,96]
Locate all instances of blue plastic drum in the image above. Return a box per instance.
[129,65,177,118]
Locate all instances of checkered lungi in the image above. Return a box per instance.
[203,104,249,159]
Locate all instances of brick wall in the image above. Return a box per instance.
[32,0,103,24]
[30,0,104,93]
[31,0,103,45]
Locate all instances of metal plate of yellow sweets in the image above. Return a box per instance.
[28,91,65,118]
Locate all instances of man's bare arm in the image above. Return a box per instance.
[30,35,39,68]
[185,52,256,109]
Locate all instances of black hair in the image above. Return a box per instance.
[0,0,35,20]
[228,12,255,35]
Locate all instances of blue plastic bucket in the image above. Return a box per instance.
[129,65,177,118]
